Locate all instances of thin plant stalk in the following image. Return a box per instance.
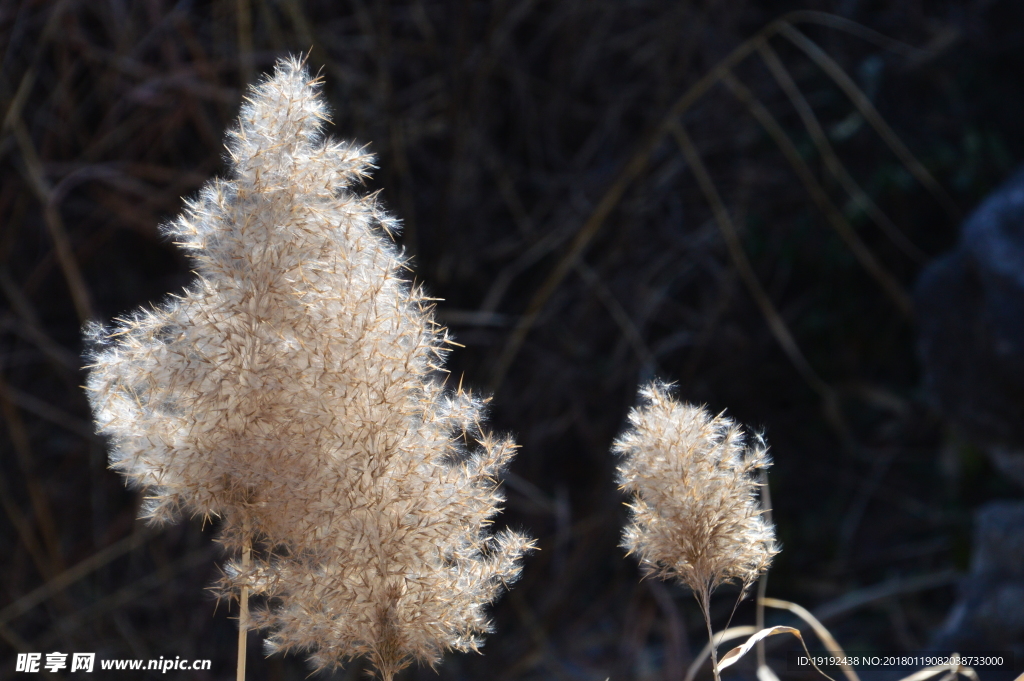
[237,529,251,681]
[755,468,773,674]
[698,586,722,681]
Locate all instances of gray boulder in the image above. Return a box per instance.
[930,501,1024,659]
[916,165,1024,465]
[917,167,1024,659]
[917,163,1024,483]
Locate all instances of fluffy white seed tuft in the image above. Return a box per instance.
[85,56,533,678]
[613,381,778,596]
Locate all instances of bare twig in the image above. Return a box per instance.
[719,71,913,316]
[756,40,927,264]
[778,22,960,222]
[671,121,833,400]
[0,525,158,629]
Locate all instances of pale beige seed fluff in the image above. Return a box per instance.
[613,382,778,595]
[85,57,533,677]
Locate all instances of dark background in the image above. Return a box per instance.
[1,0,1022,679]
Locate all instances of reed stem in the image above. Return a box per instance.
[237,535,251,681]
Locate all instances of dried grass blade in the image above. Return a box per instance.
[718,625,836,681]
[0,458,50,582]
[756,40,927,264]
[755,468,774,673]
[1,67,36,137]
[777,22,960,222]
[487,138,656,392]
[761,597,859,681]
[671,121,832,400]
[0,526,158,628]
[487,11,940,388]
[236,0,254,88]
[32,547,216,651]
[2,63,94,323]
[477,220,576,314]
[574,261,656,370]
[487,20,784,391]
[812,570,958,623]
[685,625,756,681]
[780,11,926,58]
[720,71,912,316]
[0,373,64,572]
[0,622,31,653]
[0,267,81,371]
[10,119,95,322]
[0,384,95,439]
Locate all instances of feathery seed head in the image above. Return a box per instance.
[613,381,778,596]
[85,56,532,676]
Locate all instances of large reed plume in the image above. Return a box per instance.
[614,381,778,681]
[84,57,533,679]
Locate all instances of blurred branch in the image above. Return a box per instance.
[719,70,913,316]
[0,525,159,629]
[574,261,657,373]
[0,372,65,574]
[487,12,772,392]
[778,22,961,222]
[812,569,960,622]
[0,268,82,372]
[670,122,833,402]
[488,11,939,390]
[9,119,96,323]
[30,547,216,658]
[756,40,927,264]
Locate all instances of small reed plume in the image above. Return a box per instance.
[613,381,778,681]
[85,56,533,680]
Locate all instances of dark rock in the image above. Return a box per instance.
[931,501,1024,658]
[916,165,1024,457]
[917,170,1024,659]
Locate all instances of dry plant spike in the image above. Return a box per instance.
[614,382,778,591]
[614,381,778,681]
[84,56,533,679]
